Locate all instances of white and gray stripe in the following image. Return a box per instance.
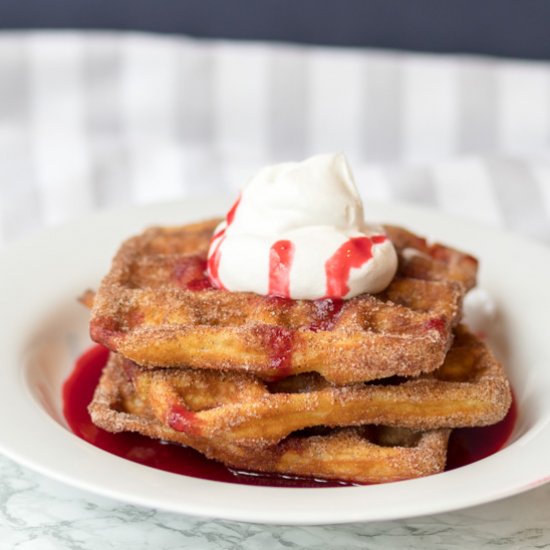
[82,34,129,208]
[1,31,550,245]
[0,38,42,242]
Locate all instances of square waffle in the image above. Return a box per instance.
[90,220,477,384]
[89,325,510,449]
[89,354,450,484]
[84,218,514,484]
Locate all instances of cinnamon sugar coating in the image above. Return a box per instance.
[84,218,515,484]
[95,325,509,448]
[89,355,450,484]
[89,220,474,384]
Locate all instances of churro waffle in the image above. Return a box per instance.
[384,225,478,290]
[90,326,509,450]
[79,153,516,485]
[90,220,475,384]
[89,354,450,483]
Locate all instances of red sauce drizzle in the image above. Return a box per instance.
[187,278,215,291]
[64,345,517,488]
[325,235,387,298]
[226,196,241,225]
[424,317,447,337]
[268,240,295,298]
[260,296,295,379]
[206,196,241,289]
[206,238,225,289]
[309,299,344,332]
[173,257,214,291]
[167,404,200,435]
[266,326,295,378]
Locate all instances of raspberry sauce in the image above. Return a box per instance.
[206,237,224,289]
[167,404,200,435]
[325,235,387,298]
[268,240,295,297]
[206,195,241,289]
[173,257,214,291]
[262,326,295,379]
[63,345,517,488]
[446,397,517,470]
[309,298,344,332]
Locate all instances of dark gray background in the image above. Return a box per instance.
[1,0,549,60]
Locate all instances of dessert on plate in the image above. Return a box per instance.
[85,153,512,483]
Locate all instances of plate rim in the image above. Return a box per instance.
[1,197,550,525]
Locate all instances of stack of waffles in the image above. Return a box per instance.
[87,220,512,483]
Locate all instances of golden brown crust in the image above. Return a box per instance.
[384,224,479,290]
[100,325,510,447]
[78,289,95,309]
[85,218,496,484]
[88,356,450,483]
[89,220,474,383]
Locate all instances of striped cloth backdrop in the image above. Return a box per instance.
[1,31,550,244]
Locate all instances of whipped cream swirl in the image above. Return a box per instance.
[207,153,398,300]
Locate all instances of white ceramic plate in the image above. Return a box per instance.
[1,198,550,525]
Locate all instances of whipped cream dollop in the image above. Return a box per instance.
[207,153,398,300]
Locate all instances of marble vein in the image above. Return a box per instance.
[1,455,550,550]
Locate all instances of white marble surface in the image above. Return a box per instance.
[1,454,549,550]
